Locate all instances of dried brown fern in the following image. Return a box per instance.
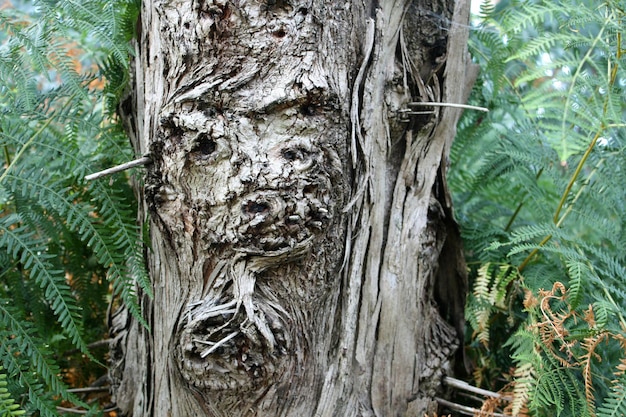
[474,391,504,417]
[580,333,609,417]
[534,282,578,367]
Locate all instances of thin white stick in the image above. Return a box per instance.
[200,331,239,358]
[66,386,110,394]
[57,405,118,414]
[444,376,511,400]
[398,109,435,115]
[408,101,489,112]
[85,156,152,181]
[436,397,511,417]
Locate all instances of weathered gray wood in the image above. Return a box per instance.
[111,0,475,416]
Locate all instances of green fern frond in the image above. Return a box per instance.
[477,0,496,17]
[0,300,94,416]
[592,301,613,329]
[1,87,148,325]
[3,169,149,323]
[565,260,588,309]
[533,368,566,416]
[0,214,91,358]
[0,0,145,414]
[0,367,25,417]
[43,0,131,67]
[597,372,626,417]
[508,32,574,63]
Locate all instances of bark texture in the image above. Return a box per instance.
[111,0,476,416]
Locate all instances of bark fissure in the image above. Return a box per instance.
[111,1,475,416]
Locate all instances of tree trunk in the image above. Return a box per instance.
[110,0,476,416]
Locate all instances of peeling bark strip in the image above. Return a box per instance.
[110,0,474,416]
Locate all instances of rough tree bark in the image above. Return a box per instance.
[110,0,477,416]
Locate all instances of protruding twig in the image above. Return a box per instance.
[85,156,152,181]
[408,101,489,112]
[436,397,511,417]
[67,386,110,394]
[398,108,436,116]
[200,331,239,358]
[398,108,433,113]
[57,405,118,415]
[444,376,511,400]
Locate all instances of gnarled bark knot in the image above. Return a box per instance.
[145,89,348,392]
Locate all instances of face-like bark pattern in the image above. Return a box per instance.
[152,99,344,254]
[143,0,350,401]
[151,102,347,392]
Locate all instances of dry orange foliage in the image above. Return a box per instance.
[475,282,626,417]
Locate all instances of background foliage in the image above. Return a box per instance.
[451,0,626,416]
[1,0,625,416]
[0,0,144,415]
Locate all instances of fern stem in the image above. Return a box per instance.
[553,129,602,226]
[504,168,544,232]
[518,234,552,272]
[0,93,76,185]
[558,17,607,162]
[3,144,10,166]
[521,159,602,272]
[504,201,524,232]
[522,14,622,271]
[557,163,603,230]
[554,11,621,225]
